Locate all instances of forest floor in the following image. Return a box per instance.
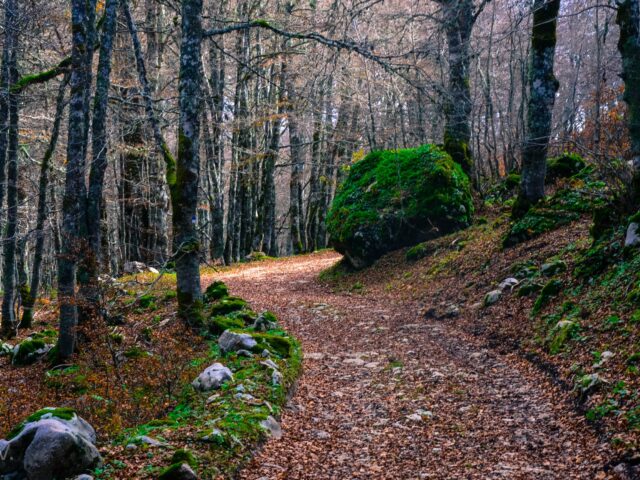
[211,250,618,480]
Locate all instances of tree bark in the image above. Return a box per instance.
[173,0,204,325]
[57,0,93,359]
[438,0,475,175]
[516,0,560,213]
[1,3,19,337]
[617,0,640,193]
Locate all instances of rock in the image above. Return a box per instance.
[148,266,159,274]
[123,261,147,274]
[218,331,257,354]
[259,416,282,439]
[234,393,256,402]
[541,259,567,276]
[313,430,331,440]
[135,435,168,447]
[304,352,325,360]
[343,358,366,366]
[272,370,283,386]
[199,428,224,444]
[0,408,101,480]
[236,349,253,357]
[0,343,13,356]
[594,350,614,369]
[326,145,473,269]
[158,463,198,480]
[483,290,502,307]
[251,312,278,332]
[260,359,279,371]
[261,349,271,358]
[626,222,640,248]
[12,338,53,366]
[498,277,519,291]
[192,363,233,392]
[72,476,94,480]
[442,304,460,318]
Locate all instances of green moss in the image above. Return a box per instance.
[327,144,473,267]
[504,175,609,247]
[159,463,192,480]
[203,281,229,303]
[517,281,543,297]
[547,320,579,354]
[207,316,245,335]
[209,297,248,316]
[124,346,149,359]
[251,332,296,358]
[8,407,77,439]
[406,243,435,262]
[532,279,563,316]
[163,290,178,301]
[12,338,49,366]
[138,294,157,310]
[546,153,586,181]
[170,449,197,468]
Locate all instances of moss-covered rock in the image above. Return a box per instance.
[12,337,54,366]
[546,153,586,181]
[203,280,229,303]
[207,316,244,335]
[517,281,544,297]
[251,332,296,358]
[209,297,248,316]
[547,320,579,354]
[532,279,563,315]
[327,145,473,268]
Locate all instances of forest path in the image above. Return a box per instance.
[207,251,613,480]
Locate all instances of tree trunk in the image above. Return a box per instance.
[1,5,18,337]
[286,67,306,254]
[617,0,640,195]
[438,0,475,175]
[81,0,118,322]
[516,0,560,213]
[57,0,93,359]
[173,0,204,325]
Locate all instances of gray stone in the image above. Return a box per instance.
[541,259,567,276]
[272,370,283,386]
[443,304,460,318]
[236,349,253,357]
[251,313,277,332]
[0,343,12,356]
[0,409,101,480]
[147,267,159,274]
[123,261,147,274]
[130,435,167,448]
[626,222,640,248]
[73,475,94,480]
[483,290,502,307]
[192,363,233,392]
[218,331,257,354]
[498,277,519,291]
[259,416,282,439]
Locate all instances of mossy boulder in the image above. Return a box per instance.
[327,144,473,268]
[203,280,229,303]
[209,297,248,316]
[547,320,579,354]
[12,337,54,366]
[546,152,586,182]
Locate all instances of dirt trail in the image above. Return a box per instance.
[210,251,615,480]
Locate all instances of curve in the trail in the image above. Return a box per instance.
[207,251,613,480]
